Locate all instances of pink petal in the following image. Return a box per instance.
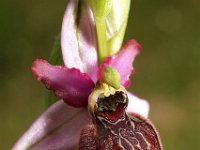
[61,0,98,81]
[13,101,91,150]
[98,40,141,87]
[31,59,95,107]
[127,92,149,118]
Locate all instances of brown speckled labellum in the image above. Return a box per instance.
[79,86,162,150]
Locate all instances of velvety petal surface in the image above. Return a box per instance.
[127,92,149,118]
[32,60,95,107]
[98,40,141,87]
[13,101,91,150]
[61,0,98,81]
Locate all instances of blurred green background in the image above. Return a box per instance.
[0,0,200,149]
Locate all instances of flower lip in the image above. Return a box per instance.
[95,91,127,123]
[88,83,128,123]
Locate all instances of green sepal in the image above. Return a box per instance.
[88,0,131,63]
[88,0,112,19]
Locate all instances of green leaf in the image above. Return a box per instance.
[49,35,63,65]
[46,35,63,107]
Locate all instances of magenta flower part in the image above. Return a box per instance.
[98,40,141,88]
[12,0,155,149]
[32,59,95,107]
[31,39,143,108]
[13,41,149,150]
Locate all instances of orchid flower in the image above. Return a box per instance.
[12,0,162,150]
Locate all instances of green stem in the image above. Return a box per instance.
[96,19,108,64]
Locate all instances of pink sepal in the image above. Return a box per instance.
[12,101,91,150]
